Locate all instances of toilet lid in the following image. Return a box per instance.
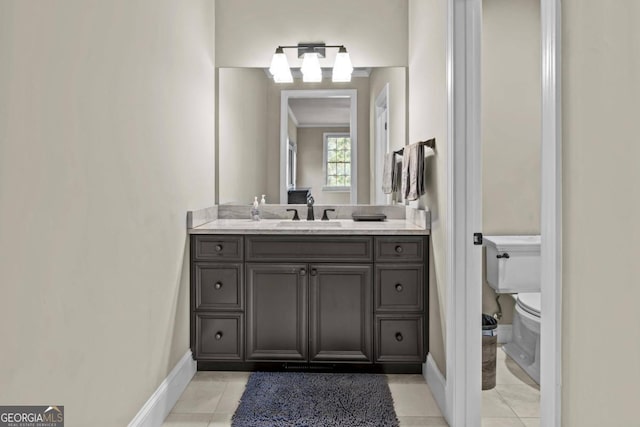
[517,292,541,317]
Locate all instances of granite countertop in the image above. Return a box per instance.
[188,219,430,235]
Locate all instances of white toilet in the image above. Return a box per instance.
[484,235,541,384]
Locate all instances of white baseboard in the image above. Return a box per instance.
[497,324,513,344]
[128,350,197,427]
[424,353,447,422]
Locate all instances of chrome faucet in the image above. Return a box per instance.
[306,196,315,221]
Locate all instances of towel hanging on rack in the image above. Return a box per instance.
[382,152,403,194]
[401,141,428,201]
[382,153,395,194]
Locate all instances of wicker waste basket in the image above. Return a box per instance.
[482,314,498,390]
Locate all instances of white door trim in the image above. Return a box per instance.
[280,89,358,204]
[445,0,483,425]
[446,0,563,426]
[540,0,563,425]
[374,83,390,204]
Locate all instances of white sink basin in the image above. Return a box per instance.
[277,221,342,228]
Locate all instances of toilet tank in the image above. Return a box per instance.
[484,235,541,293]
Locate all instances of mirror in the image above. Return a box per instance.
[216,67,407,205]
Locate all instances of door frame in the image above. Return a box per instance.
[445,0,562,426]
[280,89,358,204]
[374,84,390,204]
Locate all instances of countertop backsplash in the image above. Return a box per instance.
[187,204,431,230]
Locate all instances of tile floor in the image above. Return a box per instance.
[163,371,446,427]
[481,348,540,427]
[162,347,539,427]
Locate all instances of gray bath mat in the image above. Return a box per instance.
[231,371,399,427]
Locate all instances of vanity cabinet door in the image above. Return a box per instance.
[309,264,372,363]
[245,264,308,361]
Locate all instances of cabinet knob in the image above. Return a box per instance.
[299,268,307,276]
[496,253,510,259]
[310,269,317,276]
[395,332,404,342]
[215,244,223,252]
[214,332,223,340]
[395,245,404,254]
[214,282,222,290]
[395,283,404,292]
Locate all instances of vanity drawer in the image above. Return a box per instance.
[375,314,425,363]
[193,263,243,311]
[375,264,424,312]
[192,235,243,262]
[195,313,244,361]
[246,236,373,263]
[375,237,425,263]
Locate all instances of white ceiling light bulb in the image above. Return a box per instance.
[269,47,293,83]
[332,46,353,82]
[301,52,322,83]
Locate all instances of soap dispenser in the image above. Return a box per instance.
[260,194,266,205]
[251,196,260,221]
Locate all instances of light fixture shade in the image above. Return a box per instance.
[301,52,322,83]
[332,47,353,82]
[269,47,293,83]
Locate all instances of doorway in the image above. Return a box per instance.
[445,0,562,426]
[480,0,542,423]
[279,89,358,204]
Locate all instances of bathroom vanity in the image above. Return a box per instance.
[188,211,430,373]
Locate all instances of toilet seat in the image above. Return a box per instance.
[516,292,541,318]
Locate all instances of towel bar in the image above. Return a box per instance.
[393,138,436,156]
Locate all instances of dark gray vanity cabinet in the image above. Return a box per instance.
[374,238,426,363]
[190,234,428,370]
[191,236,245,361]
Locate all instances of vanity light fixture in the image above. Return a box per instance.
[301,52,322,82]
[332,46,354,82]
[268,47,293,83]
[268,43,353,83]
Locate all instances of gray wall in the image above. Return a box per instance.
[408,0,448,375]
[562,0,640,424]
[214,0,408,68]
[0,1,216,425]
